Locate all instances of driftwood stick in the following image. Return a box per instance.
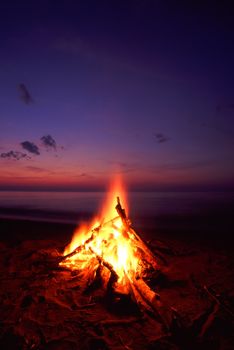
[130,228,158,269]
[115,196,129,222]
[126,276,153,314]
[124,272,138,305]
[117,334,132,350]
[59,233,95,262]
[134,278,160,306]
[133,278,172,330]
[98,316,144,327]
[199,303,219,338]
[76,303,96,309]
[95,216,120,231]
[122,272,153,315]
[82,259,101,292]
[204,285,234,318]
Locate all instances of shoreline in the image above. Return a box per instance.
[1,206,234,252]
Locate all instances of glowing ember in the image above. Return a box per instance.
[60,177,157,289]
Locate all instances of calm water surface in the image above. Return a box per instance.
[0,191,233,217]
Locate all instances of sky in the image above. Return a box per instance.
[0,0,234,191]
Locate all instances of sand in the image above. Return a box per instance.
[0,217,233,349]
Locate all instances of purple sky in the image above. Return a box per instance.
[0,1,234,191]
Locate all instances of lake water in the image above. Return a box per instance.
[0,191,233,217]
[0,191,234,244]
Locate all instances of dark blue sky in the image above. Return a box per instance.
[0,1,234,190]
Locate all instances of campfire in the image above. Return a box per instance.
[2,179,231,349]
[59,179,168,321]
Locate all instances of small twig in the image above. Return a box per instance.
[199,303,219,338]
[98,316,144,327]
[76,303,96,309]
[118,334,132,350]
[59,216,120,262]
[204,285,234,318]
[59,233,95,262]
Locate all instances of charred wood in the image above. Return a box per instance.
[98,316,144,327]
[133,278,173,330]
[199,302,219,338]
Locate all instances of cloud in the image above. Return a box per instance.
[154,133,170,143]
[26,166,47,173]
[21,141,40,155]
[41,134,57,150]
[79,173,93,178]
[71,172,94,179]
[0,150,30,160]
[18,83,34,104]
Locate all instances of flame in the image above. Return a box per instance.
[62,176,140,284]
[100,174,128,221]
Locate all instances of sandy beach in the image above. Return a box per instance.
[0,212,233,349]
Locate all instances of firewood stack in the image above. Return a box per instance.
[59,197,173,328]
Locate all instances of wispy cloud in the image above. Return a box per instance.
[26,166,48,173]
[154,133,170,144]
[18,83,34,105]
[21,141,40,155]
[0,150,30,160]
[41,134,57,150]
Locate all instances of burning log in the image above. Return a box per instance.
[59,232,96,262]
[116,197,157,270]
[60,216,120,263]
[81,257,100,292]
[88,247,119,295]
